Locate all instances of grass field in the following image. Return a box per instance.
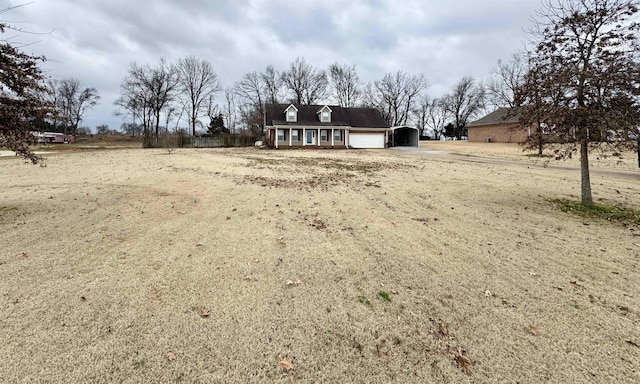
[1,143,639,383]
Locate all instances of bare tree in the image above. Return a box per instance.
[328,62,361,107]
[176,56,220,136]
[365,71,427,126]
[115,89,147,135]
[222,88,239,133]
[281,57,328,105]
[43,79,62,131]
[119,58,180,145]
[516,0,640,205]
[414,95,449,140]
[58,78,81,135]
[487,52,528,109]
[234,71,264,134]
[413,95,430,136]
[71,87,100,135]
[237,103,263,135]
[261,65,284,104]
[55,78,100,136]
[443,76,485,139]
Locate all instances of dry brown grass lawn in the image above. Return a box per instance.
[1,146,639,383]
[421,140,640,170]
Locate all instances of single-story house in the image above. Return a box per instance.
[389,126,419,147]
[264,104,390,149]
[467,107,529,143]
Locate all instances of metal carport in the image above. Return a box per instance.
[389,126,419,147]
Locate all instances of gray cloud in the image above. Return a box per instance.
[2,0,542,130]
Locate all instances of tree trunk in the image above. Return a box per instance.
[536,123,543,155]
[580,138,593,206]
[155,114,161,138]
[538,137,543,155]
[637,136,639,168]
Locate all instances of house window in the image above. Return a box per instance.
[287,111,297,122]
[321,111,330,122]
[321,130,328,141]
[334,130,342,141]
[292,130,299,141]
[277,129,285,141]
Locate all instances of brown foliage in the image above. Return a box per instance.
[515,0,640,204]
[0,26,54,163]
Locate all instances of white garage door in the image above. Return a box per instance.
[349,132,385,149]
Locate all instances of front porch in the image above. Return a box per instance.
[271,128,347,148]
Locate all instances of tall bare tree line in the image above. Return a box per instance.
[44,78,100,136]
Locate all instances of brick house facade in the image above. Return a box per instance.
[468,108,530,143]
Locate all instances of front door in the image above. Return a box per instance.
[306,130,316,145]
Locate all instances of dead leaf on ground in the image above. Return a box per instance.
[453,347,474,374]
[484,290,493,297]
[528,272,539,277]
[278,357,294,372]
[378,351,389,361]
[166,351,176,361]
[148,287,163,300]
[434,323,450,339]
[312,219,326,230]
[196,243,203,247]
[286,279,302,287]
[192,305,210,318]
[570,280,583,287]
[525,324,542,336]
[243,275,255,282]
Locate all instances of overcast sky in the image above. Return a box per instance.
[5,0,543,131]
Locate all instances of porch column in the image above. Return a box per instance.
[317,128,321,147]
[345,129,349,147]
[303,128,306,147]
[331,128,335,147]
[289,128,292,147]
[275,129,278,149]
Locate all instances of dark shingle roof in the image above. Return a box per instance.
[468,107,523,127]
[265,104,389,128]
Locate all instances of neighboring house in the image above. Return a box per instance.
[264,104,390,149]
[467,107,529,143]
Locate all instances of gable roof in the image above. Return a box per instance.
[317,105,332,114]
[468,107,524,127]
[265,104,389,128]
[284,104,298,112]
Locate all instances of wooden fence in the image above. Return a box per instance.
[145,134,260,149]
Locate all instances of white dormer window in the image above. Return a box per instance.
[317,105,332,123]
[285,104,298,123]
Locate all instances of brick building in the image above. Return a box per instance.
[467,107,530,143]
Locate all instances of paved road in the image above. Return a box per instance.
[390,146,640,181]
